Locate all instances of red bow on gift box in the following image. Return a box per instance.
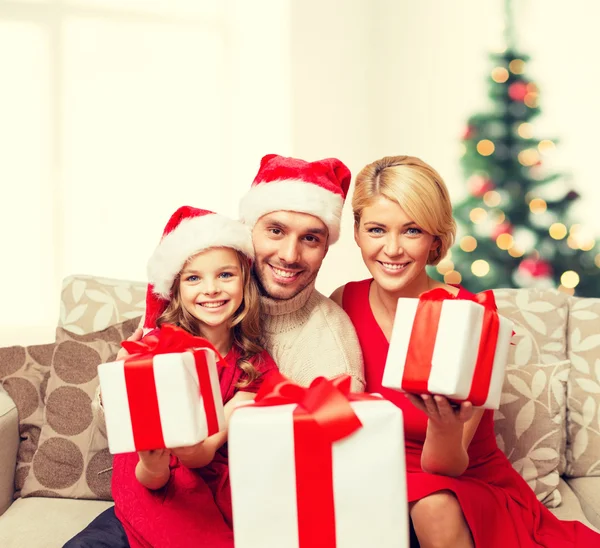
[254,373,378,548]
[119,323,225,451]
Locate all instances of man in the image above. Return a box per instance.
[238,153,364,390]
[64,154,364,547]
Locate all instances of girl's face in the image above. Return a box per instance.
[179,247,244,329]
[354,196,439,297]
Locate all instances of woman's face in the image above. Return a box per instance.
[354,196,439,297]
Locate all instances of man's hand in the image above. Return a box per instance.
[116,327,143,361]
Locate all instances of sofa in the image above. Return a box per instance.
[0,275,599,547]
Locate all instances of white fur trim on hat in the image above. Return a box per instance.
[147,214,254,298]
[239,179,344,244]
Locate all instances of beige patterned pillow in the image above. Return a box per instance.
[495,360,569,508]
[21,318,139,500]
[60,275,146,335]
[493,288,569,478]
[0,342,54,496]
[566,297,600,477]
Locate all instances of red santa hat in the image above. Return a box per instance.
[238,154,351,244]
[143,206,254,330]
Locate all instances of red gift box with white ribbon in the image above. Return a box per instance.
[229,373,408,548]
[98,324,226,454]
[383,288,513,409]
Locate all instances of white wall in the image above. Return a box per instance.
[3,0,600,344]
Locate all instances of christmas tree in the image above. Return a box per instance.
[434,2,600,297]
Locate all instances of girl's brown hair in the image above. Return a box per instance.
[156,249,263,388]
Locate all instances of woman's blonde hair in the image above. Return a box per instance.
[352,155,456,265]
[156,249,262,388]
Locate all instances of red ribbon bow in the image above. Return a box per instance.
[254,373,378,547]
[120,323,224,451]
[402,288,500,407]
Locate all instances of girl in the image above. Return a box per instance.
[331,156,600,547]
[112,206,277,548]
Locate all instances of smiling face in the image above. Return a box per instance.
[354,196,440,297]
[178,247,244,330]
[251,211,329,300]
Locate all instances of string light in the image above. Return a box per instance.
[561,271,580,289]
[494,211,506,224]
[558,285,575,296]
[509,59,526,74]
[444,271,462,284]
[569,224,595,250]
[567,236,579,250]
[524,93,539,108]
[508,247,525,258]
[469,208,488,223]
[458,143,467,157]
[519,148,540,166]
[518,123,534,138]
[471,260,490,277]
[529,198,547,214]
[436,259,454,275]
[595,253,600,268]
[527,83,538,92]
[549,223,567,240]
[496,233,514,250]
[538,140,556,155]
[460,236,478,252]
[491,67,509,83]
[483,190,502,207]
[477,140,495,156]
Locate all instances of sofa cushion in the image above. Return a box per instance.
[495,360,569,508]
[0,497,113,548]
[20,318,139,500]
[565,296,600,477]
[493,288,569,478]
[550,479,599,532]
[565,477,600,530]
[60,275,146,335]
[0,341,55,495]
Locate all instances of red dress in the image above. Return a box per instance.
[111,342,277,548]
[342,279,600,547]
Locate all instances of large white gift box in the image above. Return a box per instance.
[229,375,409,548]
[383,289,513,409]
[98,347,225,454]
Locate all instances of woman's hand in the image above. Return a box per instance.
[116,327,143,361]
[136,449,171,489]
[406,393,474,428]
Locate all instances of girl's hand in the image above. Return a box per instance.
[172,440,215,468]
[406,393,474,428]
[116,327,143,361]
[138,448,170,476]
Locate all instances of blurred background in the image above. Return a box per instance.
[2,0,599,344]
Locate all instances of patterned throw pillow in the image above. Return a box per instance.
[495,360,569,508]
[0,342,55,496]
[565,297,600,477]
[492,288,570,508]
[60,275,146,335]
[20,318,139,500]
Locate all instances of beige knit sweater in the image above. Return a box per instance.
[260,282,365,392]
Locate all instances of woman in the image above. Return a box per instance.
[331,155,599,547]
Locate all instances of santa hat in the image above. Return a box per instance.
[238,154,351,244]
[143,206,254,330]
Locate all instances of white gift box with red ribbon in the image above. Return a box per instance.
[229,374,409,548]
[98,325,226,454]
[383,288,513,409]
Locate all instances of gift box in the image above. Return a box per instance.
[98,324,226,454]
[383,288,513,409]
[229,373,408,548]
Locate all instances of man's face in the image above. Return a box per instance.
[251,211,329,300]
